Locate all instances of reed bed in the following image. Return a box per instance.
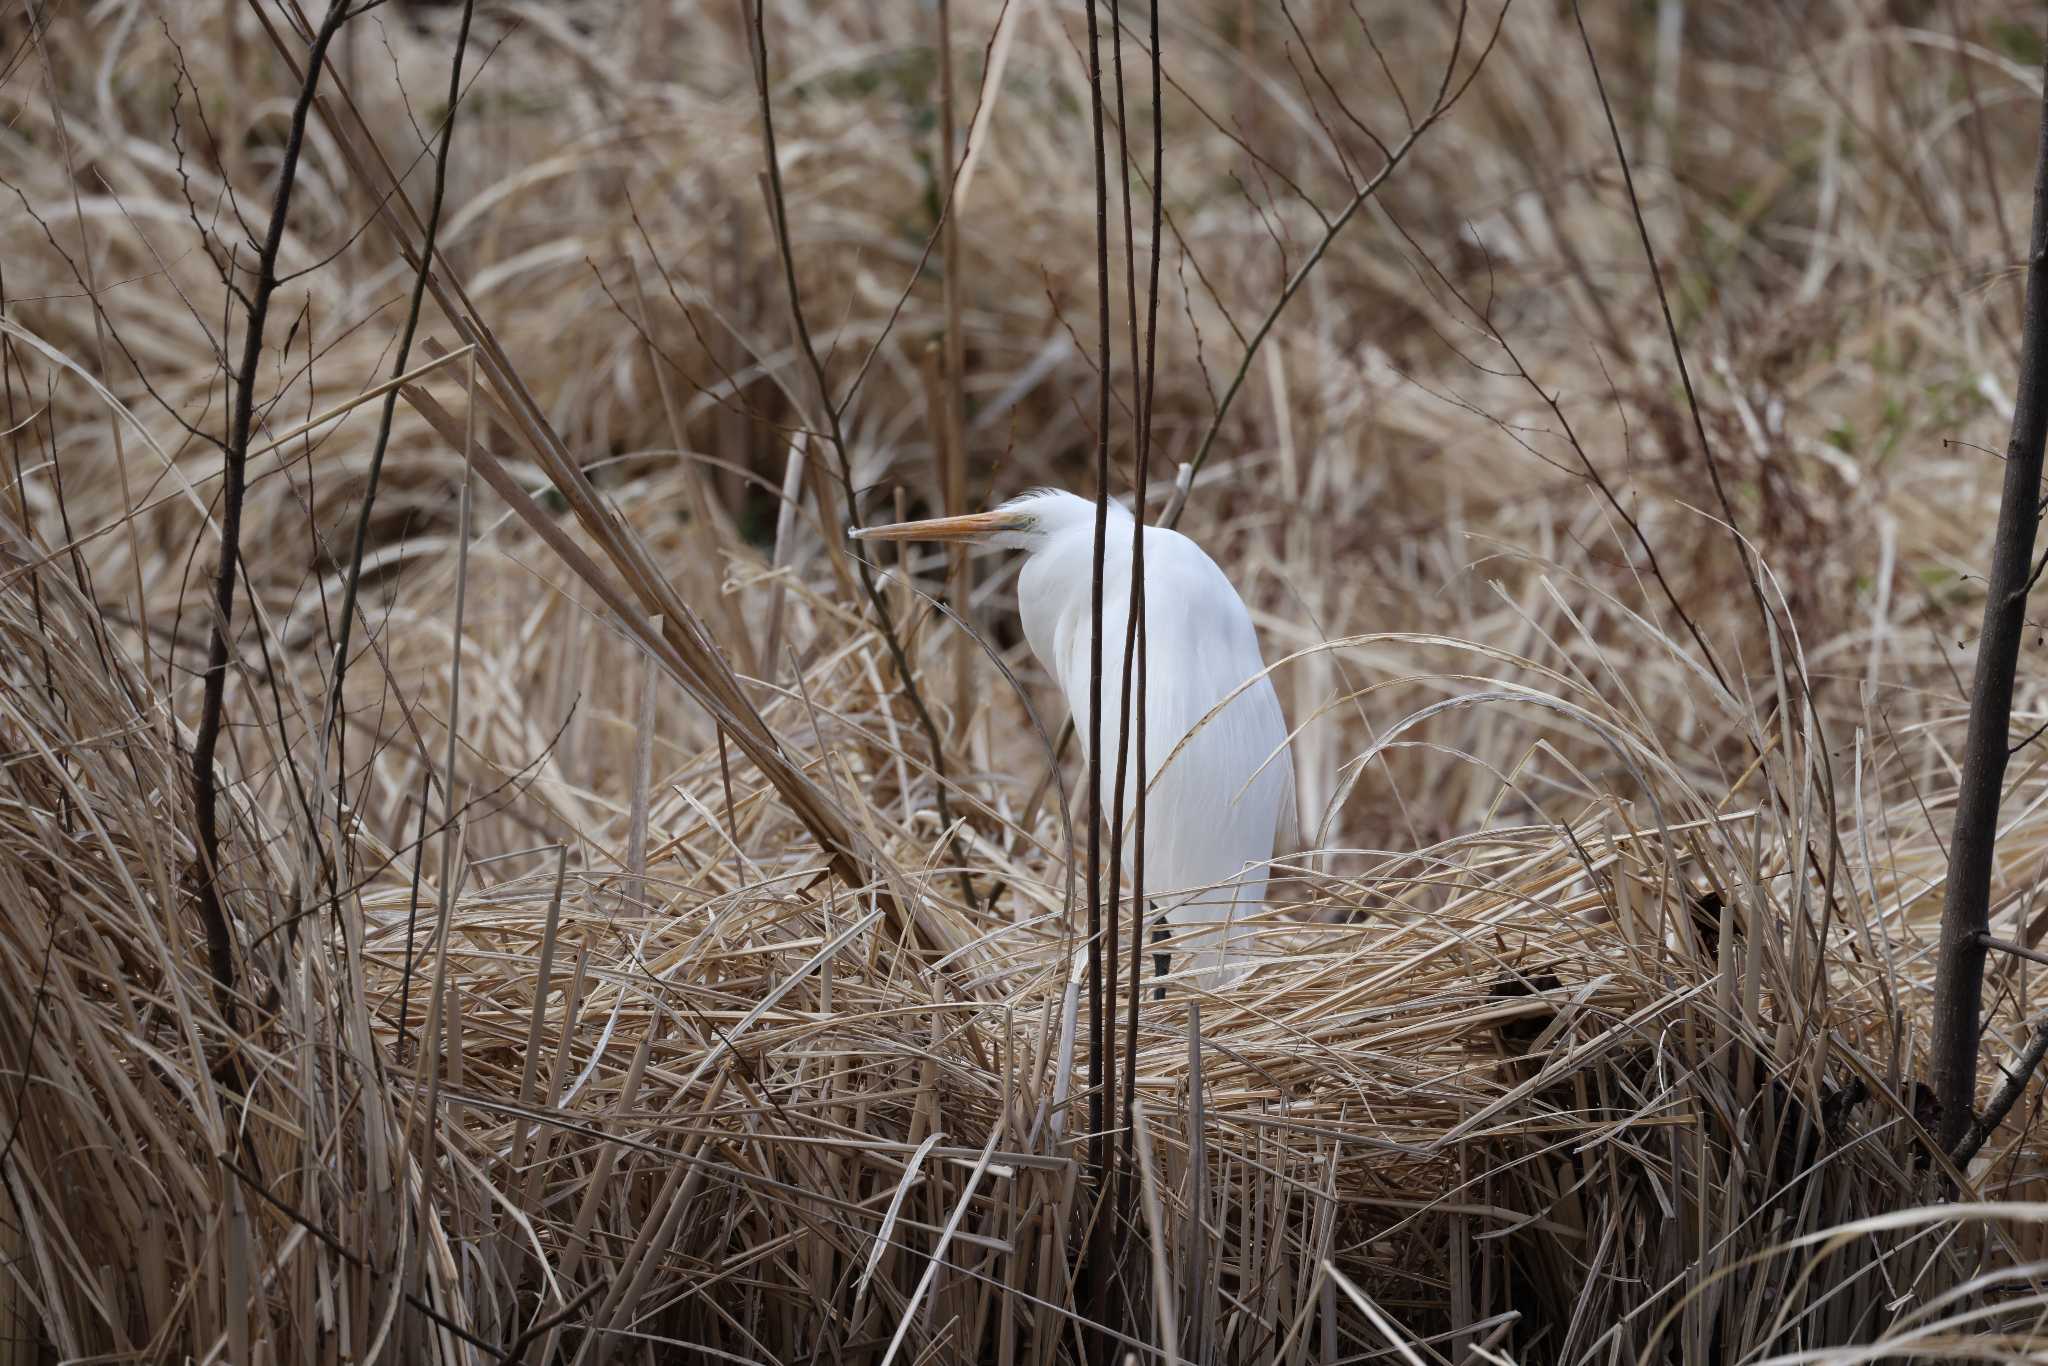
[5,0,2048,1361]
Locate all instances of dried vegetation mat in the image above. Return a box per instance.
[5,0,2048,1362]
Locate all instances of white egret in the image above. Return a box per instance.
[853,488,1293,986]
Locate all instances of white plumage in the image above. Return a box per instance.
[854,488,1294,985]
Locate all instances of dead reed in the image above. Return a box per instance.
[4,1,2048,1361]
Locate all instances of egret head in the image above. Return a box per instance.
[849,487,1117,553]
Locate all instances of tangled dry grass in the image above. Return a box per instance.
[7,0,2048,1361]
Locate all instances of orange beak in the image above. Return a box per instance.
[849,509,1025,543]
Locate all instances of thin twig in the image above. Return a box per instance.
[1568,0,1776,646]
[1952,1014,2048,1168]
[747,0,981,913]
[1977,931,2048,972]
[1167,0,1503,529]
[1076,0,1120,1352]
[1101,0,1162,1275]
[1103,0,1142,1258]
[1122,0,1165,1196]
[191,0,357,1043]
[315,0,477,808]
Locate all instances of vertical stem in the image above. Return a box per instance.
[1932,48,2048,1154]
[192,0,355,1039]
[1080,0,1116,1351]
[317,0,477,860]
[936,0,973,738]
[1120,0,1165,1213]
[1103,0,1147,1271]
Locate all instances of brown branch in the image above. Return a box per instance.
[1952,1014,2048,1168]
[1104,0,1167,1313]
[1931,46,2048,1154]
[1074,0,1128,1355]
[1978,931,2048,972]
[190,0,355,1041]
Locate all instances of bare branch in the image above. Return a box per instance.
[1929,40,2048,1154]
[191,0,358,1055]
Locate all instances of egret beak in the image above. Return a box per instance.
[849,509,1024,543]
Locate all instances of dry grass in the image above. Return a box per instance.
[6,0,2048,1361]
